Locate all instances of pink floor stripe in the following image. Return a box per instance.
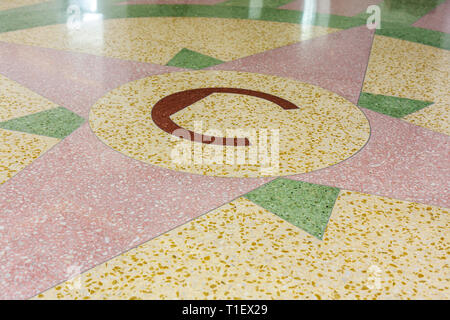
[280,0,382,17]
[0,124,272,299]
[413,0,450,34]
[210,25,375,104]
[290,108,450,208]
[0,41,182,118]
[116,0,224,5]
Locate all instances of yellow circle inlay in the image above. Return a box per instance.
[89,71,370,177]
[0,17,338,65]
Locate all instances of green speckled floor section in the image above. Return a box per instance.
[244,178,341,239]
[0,107,85,139]
[166,48,224,69]
[358,92,434,118]
[355,0,450,50]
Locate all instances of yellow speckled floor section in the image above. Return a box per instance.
[0,17,338,65]
[0,74,61,184]
[0,0,49,11]
[35,194,449,300]
[362,35,450,135]
[0,74,58,122]
[89,71,370,177]
[0,128,59,184]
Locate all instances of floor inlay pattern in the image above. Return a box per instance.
[89,70,370,177]
[35,194,449,300]
[0,0,448,300]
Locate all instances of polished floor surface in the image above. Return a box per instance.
[0,0,449,299]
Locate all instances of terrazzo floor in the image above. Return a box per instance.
[0,0,448,300]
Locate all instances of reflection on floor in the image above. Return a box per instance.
[0,0,448,300]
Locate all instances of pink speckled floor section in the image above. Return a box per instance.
[0,123,272,299]
[413,0,450,34]
[210,25,374,105]
[280,0,382,17]
[290,108,450,208]
[0,41,181,118]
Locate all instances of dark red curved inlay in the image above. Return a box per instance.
[151,87,298,146]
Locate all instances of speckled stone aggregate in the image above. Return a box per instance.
[0,0,50,11]
[35,194,449,300]
[211,25,375,104]
[358,92,433,118]
[0,107,85,139]
[166,48,224,69]
[89,70,370,177]
[363,35,450,135]
[0,73,57,122]
[0,17,338,65]
[0,41,181,119]
[245,178,340,239]
[0,123,272,299]
[290,108,450,209]
[0,2,448,301]
[0,128,59,184]
[116,0,224,5]
[280,0,383,17]
[356,0,447,25]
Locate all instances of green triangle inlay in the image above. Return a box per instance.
[166,48,224,70]
[354,0,446,25]
[358,92,434,118]
[244,178,340,240]
[0,107,85,139]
